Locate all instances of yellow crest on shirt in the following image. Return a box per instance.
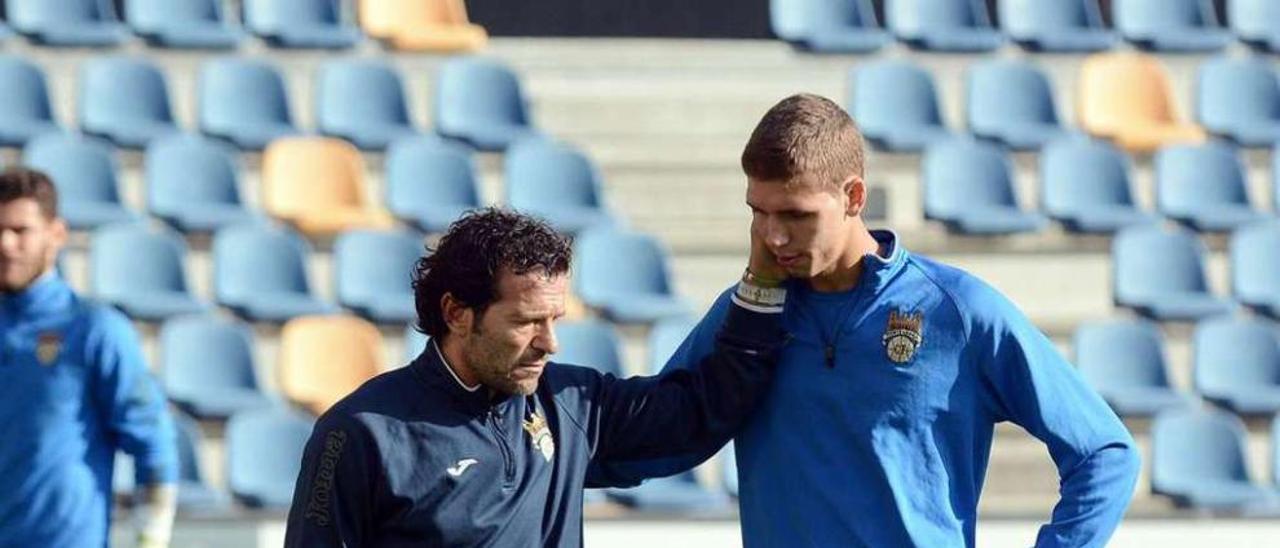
[882,310,923,365]
[36,332,61,366]
[523,412,555,462]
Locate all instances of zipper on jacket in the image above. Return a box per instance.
[488,408,516,487]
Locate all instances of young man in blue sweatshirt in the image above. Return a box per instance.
[284,208,790,546]
[0,168,178,547]
[598,94,1141,547]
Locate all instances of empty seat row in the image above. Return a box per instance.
[4,0,485,51]
[855,53,1280,154]
[1151,408,1280,511]
[773,0,1280,54]
[0,54,534,152]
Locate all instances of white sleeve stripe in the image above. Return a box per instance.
[730,294,785,314]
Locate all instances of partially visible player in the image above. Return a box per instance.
[0,168,178,547]
[597,94,1141,547]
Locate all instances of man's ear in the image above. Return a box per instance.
[441,293,475,337]
[843,175,866,217]
[44,218,68,270]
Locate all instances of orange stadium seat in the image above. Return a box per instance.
[359,0,487,52]
[261,136,394,237]
[1077,52,1206,153]
[279,315,384,414]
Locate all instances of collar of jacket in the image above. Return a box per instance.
[784,228,909,297]
[0,272,73,319]
[410,338,517,415]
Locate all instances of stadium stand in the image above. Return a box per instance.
[145,134,261,232]
[965,59,1069,150]
[383,136,482,233]
[160,314,273,420]
[278,315,383,414]
[921,137,1046,234]
[403,325,428,362]
[333,229,422,324]
[433,56,538,151]
[260,136,394,236]
[504,137,616,234]
[1111,224,1235,321]
[1230,220,1280,318]
[124,0,243,49]
[1154,143,1269,232]
[198,58,298,150]
[550,319,625,376]
[89,223,209,321]
[1228,0,1280,52]
[1193,316,1280,415]
[22,131,139,230]
[1077,52,1207,153]
[0,56,60,147]
[7,0,128,47]
[1151,407,1279,510]
[1074,319,1194,416]
[212,223,337,322]
[1195,56,1280,148]
[79,56,181,148]
[768,0,890,53]
[315,59,417,150]
[850,59,950,152]
[241,0,360,49]
[884,0,1004,52]
[1039,137,1156,233]
[358,0,488,52]
[225,405,314,509]
[997,0,1116,52]
[1112,0,1232,52]
[573,228,690,324]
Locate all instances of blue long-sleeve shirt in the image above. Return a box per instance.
[599,231,1140,547]
[0,274,178,548]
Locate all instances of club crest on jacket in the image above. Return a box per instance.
[882,310,923,365]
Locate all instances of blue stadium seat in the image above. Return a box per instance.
[1152,408,1278,510]
[504,138,616,234]
[384,136,481,233]
[1074,319,1194,416]
[850,61,950,152]
[605,470,731,513]
[998,0,1116,52]
[242,0,359,49]
[1194,316,1280,414]
[769,0,891,53]
[404,325,428,362]
[1112,224,1235,321]
[922,138,1046,234]
[213,224,337,322]
[1155,143,1268,232]
[1274,416,1280,489]
[226,405,314,509]
[553,320,625,376]
[125,0,242,49]
[434,57,539,151]
[0,56,60,147]
[90,223,209,321]
[113,414,229,510]
[146,134,260,233]
[574,228,690,324]
[199,58,298,150]
[966,60,1068,150]
[647,316,699,375]
[1040,138,1155,233]
[1229,0,1280,52]
[722,443,738,498]
[885,0,1004,52]
[23,132,140,230]
[160,315,272,419]
[316,59,417,150]
[79,57,181,149]
[334,229,422,324]
[1231,220,1280,318]
[1195,57,1280,148]
[1113,0,1232,52]
[8,0,128,46]
[1275,150,1280,213]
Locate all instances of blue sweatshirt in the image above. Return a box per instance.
[0,274,178,548]
[601,231,1140,547]
[284,301,785,547]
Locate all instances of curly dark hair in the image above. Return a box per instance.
[413,208,572,339]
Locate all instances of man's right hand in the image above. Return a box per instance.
[747,228,788,286]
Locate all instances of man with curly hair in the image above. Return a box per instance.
[285,207,790,546]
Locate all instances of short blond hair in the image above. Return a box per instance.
[740,93,865,190]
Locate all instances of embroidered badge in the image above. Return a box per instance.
[36,332,61,366]
[882,310,923,365]
[522,412,555,462]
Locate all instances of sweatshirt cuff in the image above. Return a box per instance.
[719,299,787,349]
